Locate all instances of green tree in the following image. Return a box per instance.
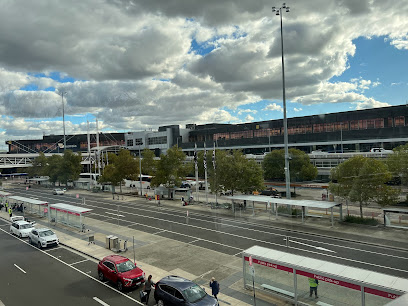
[46,154,63,185]
[329,155,399,217]
[209,150,264,195]
[141,149,157,176]
[99,149,139,193]
[27,152,48,177]
[263,148,317,181]
[151,146,189,188]
[387,144,408,186]
[57,150,82,185]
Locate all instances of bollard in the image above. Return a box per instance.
[187,210,189,217]
[372,212,374,218]
[399,216,402,224]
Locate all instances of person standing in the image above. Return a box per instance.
[8,206,12,218]
[143,275,154,305]
[209,277,220,300]
[5,201,8,212]
[308,277,319,298]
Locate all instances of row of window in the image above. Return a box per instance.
[148,136,167,145]
[208,117,406,141]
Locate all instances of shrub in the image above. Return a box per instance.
[344,215,379,226]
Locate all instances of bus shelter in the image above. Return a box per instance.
[8,196,48,217]
[227,195,342,226]
[243,246,407,306]
[0,190,11,205]
[383,208,408,229]
[49,203,92,230]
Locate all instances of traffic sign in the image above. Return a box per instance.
[76,194,79,199]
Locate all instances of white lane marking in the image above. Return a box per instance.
[234,251,243,256]
[93,297,110,306]
[14,264,26,274]
[188,239,202,244]
[152,229,167,235]
[44,247,61,251]
[105,212,125,217]
[287,239,336,253]
[20,189,408,264]
[0,228,144,305]
[70,259,89,266]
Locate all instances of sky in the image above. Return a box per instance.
[0,0,407,151]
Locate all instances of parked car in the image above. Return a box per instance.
[97,255,145,291]
[28,228,59,248]
[154,275,218,306]
[53,188,65,195]
[10,220,34,238]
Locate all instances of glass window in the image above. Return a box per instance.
[174,290,184,300]
[135,138,143,145]
[350,120,359,130]
[313,124,324,133]
[160,285,175,295]
[367,119,375,129]
[127,139,133,146]
[116,260,135,273]
[147,136,167,145]
[375,118,384,128]
[395,116,405,126]
[183,285,207,303]
[39,230,54,237]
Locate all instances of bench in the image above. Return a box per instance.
[261,284,295,298]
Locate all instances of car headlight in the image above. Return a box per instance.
[123,277,132,285]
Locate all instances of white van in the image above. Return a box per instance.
[10,220,35,238]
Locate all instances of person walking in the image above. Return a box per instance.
[209,277,220,300]
[8,206,12,218]
[308,277,319,298]
[143,275,154,305]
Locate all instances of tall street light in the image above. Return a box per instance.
[58,91,67,151]
[272,3,291,199]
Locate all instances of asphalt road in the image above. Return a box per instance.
[0,221,144,306]
[8,187,408,279]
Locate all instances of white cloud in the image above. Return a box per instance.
[237,109,258,115]
[294,108,303,112]
[245,114,254,122]
[263,103,283,112]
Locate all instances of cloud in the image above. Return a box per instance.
[245,114,254,122]
[237,109,258,115]
[263,103,283,112]
[294,108,303,112]
[354,98,390,110]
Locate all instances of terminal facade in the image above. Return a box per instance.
[5,104,408,157]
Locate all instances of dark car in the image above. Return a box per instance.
[97,255,145,291]
[154,275,218,306]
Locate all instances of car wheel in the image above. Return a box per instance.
[157,300,165,306]
[98,271,104,281]
[28,237,32,244]
[117,281,123,291]
[37,241,42,249]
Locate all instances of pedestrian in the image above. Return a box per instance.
[143,275,154,305]
[308,277,319,298]
[5,201,8,212]
[209,277,219,300]
[8,206,12,218]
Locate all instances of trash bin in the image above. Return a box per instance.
[110,236,119,250]
[106,235,114,249]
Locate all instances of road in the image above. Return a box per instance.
[8,186,408,279]
[0,220,144,306]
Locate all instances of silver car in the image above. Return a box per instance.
[10,220,34,238]
[28,228,59,249]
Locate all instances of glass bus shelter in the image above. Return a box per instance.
[8,195,48,217]
[243,246,407,306]
[49,203,92,230]
[0,190,11,205]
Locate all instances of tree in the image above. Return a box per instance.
[263,148,317,181]
[27,152,48,177]
[151,146,189,188]
[141,149,157,176]
[46,154,63,185]
[387,144,408,186]
[329,155,399,217]
[99,149,139,193]
[209,150,264,195]
[58,150,82,185]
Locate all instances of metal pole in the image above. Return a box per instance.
[117,205,119,227]
[279,7,291,200]
[133,236,135,263]
[139,146,142,195]
[58,91,67,151]
[252,273,256,306]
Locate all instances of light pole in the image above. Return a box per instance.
[272,3,291,199]
[58,91,67,151]
[139,143,143,195]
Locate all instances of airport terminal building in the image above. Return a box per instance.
[5,105,408,157]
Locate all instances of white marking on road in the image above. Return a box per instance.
[70,259,89,265]
[44,246,61,251]
[198,269,214,278]
[234,251,243,256]
[288,239,336,253]
[188,238,202,244]
[153,229,167,235]
[93,297,110,306]
[105,212,125,217]
[0,228,144,305]
[14,264,26,274]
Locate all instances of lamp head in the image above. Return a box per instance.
[272,6,276,12]
[282,3,286,8]
[276,10,280,15]
[286,7,290,12]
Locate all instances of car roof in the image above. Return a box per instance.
[14,220,31,225]
[158,276,196,290]
[103,255,130,264]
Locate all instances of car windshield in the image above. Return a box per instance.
[39,230,55,237]
[182,285,207,303]
[20,224,33,229]
[116,260,135,273]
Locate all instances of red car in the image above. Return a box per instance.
[97,255,145,291]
